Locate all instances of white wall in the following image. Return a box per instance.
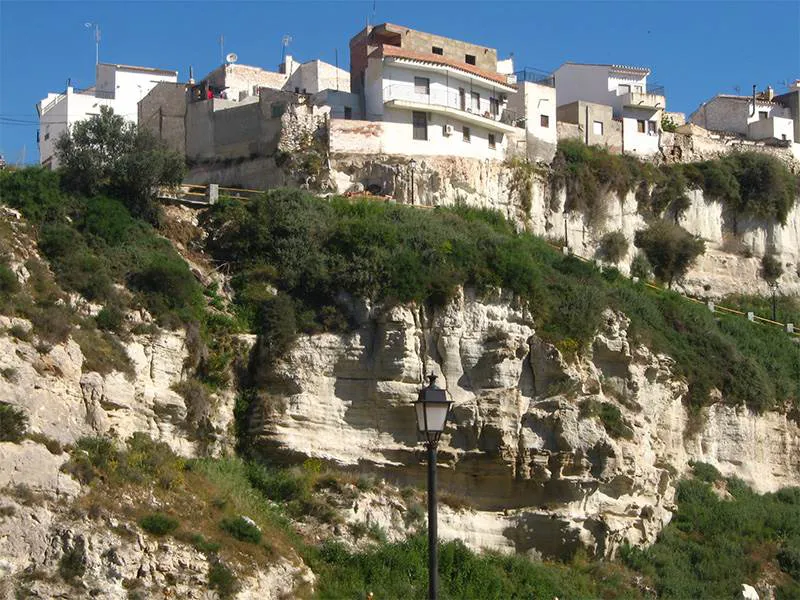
[284,61,350,94]
[554,64,613,108]
[622,107,661,156]
[749,115,795,142]
[112,69,177,123]
[507,81,557,161]
[689,97,792,137]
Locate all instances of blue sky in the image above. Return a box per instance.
[1,0,798,164]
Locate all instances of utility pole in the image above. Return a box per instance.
[84,23,100,65]
[219,34,225,65]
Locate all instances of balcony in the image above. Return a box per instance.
[382,84,522,133]
[513,68,555,88]
[621,85,666,110]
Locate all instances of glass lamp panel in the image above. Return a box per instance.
[415,401,427,432]
[423,403,449,433]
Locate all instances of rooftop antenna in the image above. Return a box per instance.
[219,34,225,66]
[84,22,100,65]
[281,34,292,63]
[733,85,741,95]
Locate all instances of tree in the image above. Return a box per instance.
[634,221,706,288]
[761,254,784,284]
[55,106,184,223]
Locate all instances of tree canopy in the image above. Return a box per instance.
[55,106,185,222]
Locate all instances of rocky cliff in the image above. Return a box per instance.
[254,289,800,559]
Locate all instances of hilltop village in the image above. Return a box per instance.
[37,22,800,183]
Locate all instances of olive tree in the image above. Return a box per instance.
[56,106,184,223]
[634,221,706,288]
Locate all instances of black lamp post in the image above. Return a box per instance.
[769,281,779,321]
[414,373,452,600]
[409,158,418,205]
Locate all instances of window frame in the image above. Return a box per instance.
[593,120,604,135]
[540,114,550,128]
[465,54,476,65]
[412,111,428,141]
[462,126,471,143]
[432,46,444,55]
[470,91,480,112]
[637,119,646,133]
[488,133,496,149]
[414,76,430,96]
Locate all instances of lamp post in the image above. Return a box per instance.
[414,373,452,600]
[409,158,418,205]
[769,281,779,321]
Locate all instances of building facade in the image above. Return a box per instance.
[554,62,665,156]
[348,23,521,160]
[37,63,177,167]
[689,87,796,144]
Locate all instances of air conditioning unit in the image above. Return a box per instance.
[444,124,455,136]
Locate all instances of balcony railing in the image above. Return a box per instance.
[513,68,555,88]
[621,90,666,109]
[382,84,524,127]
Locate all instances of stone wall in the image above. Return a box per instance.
[138,82,187,156]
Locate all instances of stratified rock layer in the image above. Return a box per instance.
[256,289,800,558]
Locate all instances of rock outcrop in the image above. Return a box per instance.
[254,289,800,559]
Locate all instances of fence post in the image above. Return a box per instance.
[206,184,219,205]
[707,301,715,313]
[787,323,795,334]
[746,311,755,322]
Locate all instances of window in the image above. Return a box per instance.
[637,119,646,133]
[593,120,604,135]
[471,91,480,111]
[759,110,768,120]
[648,120,657,135]
[782,134,788,141]
[488,133,496,149]
[432,46,444,55]
[618,84,631,95]
[465,54,476,65]
[414,77,430,96]
[490,97,500,117]
[295,87,300,93]
[344,106,352,120]
[463,126,471,142]
[412,111,428,140]
[540,114,550,128]
[459,88,466,111]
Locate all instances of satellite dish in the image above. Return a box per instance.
[225,52,238,64]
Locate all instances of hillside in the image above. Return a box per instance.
[1,166,799,599]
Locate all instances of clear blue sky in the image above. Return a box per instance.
[1,0,798,164]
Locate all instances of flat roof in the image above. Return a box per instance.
[352,22,496,54]
[560,61,651,76]
[372,45,510,87]
[99,62,177,76]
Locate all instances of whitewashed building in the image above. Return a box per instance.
[554,62,666,156]
[349,24,521,160]
[689,86,796,144]
[37,63,178,168]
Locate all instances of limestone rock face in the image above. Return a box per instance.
[256,292,800,559]
[0,319,234,457]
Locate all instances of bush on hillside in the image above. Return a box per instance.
[634,221,705,288]
[56,106,185,223]
[139,513,179,536]
[629,252,652,280]
[0,403,28,442]
[597,231,628,263]
[0,167,64,222]
[761,254,783,283]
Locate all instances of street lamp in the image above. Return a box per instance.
[408,158,418,205]
[414,373,452,600]
[769,280,779,321]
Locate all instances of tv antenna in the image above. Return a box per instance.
[281,34,292,62]
[733,85,741,95]
[84,22,100,65]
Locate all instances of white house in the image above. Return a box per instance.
[689,87,795,144]
[506,69,557,161]
[350,24,520,160]
[554,62,666,156]
[37,63,177,168]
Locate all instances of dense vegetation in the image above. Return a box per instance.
[551,140,799,229]
[203,189,799,413]
[622,463,800,599]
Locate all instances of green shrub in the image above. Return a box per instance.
[661,115,678,132]
[0,168,65,223]
[138,513,179,536]
[629,252,652,280]
[690,461,721,482]
[634,221,705,288]
[777,540,800,579]
[220,516,262,544]
[73,328,134,377]
[761,254,784,283]
[0,403,28,442]
[96,304,125,333]
[597,231,628,263]
[58,538,87,582]
[208,561,240,599]
[0,264,19,296]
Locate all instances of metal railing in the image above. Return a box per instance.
[513,68,555,88]
[382,84,524,128]
[647,84,666,96]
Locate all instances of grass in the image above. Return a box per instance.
[72,327,135,377]
[621,465,800,599]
